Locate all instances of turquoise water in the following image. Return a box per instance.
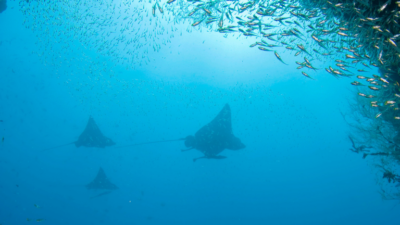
[1,0,399,224]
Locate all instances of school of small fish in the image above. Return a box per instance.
[19,0,400,115]
[19,0,177,68]
[169,0,400,127]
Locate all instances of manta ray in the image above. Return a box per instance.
[183,104,245,162]
[43,116,115,151]
[75,116,115,148]
[86,167,118,190]
[115,104,245,162]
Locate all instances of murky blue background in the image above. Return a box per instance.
[0,1,399,224]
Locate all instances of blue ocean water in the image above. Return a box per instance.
[0,0,399,224]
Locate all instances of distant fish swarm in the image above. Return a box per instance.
[18,0,400,123]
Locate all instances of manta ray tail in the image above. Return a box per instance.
[42,141,76,152]
[193,156,206,162]
[90,191,112,200]
[181,147,194,152]
[116,138,186,149]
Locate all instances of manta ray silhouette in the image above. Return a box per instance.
[75,116,115,148]
[184,104,246,162]
[116,104,245,162]
[43,116,115,151]
[86,167,118,190]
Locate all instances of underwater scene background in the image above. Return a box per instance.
[1,0,400,224]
